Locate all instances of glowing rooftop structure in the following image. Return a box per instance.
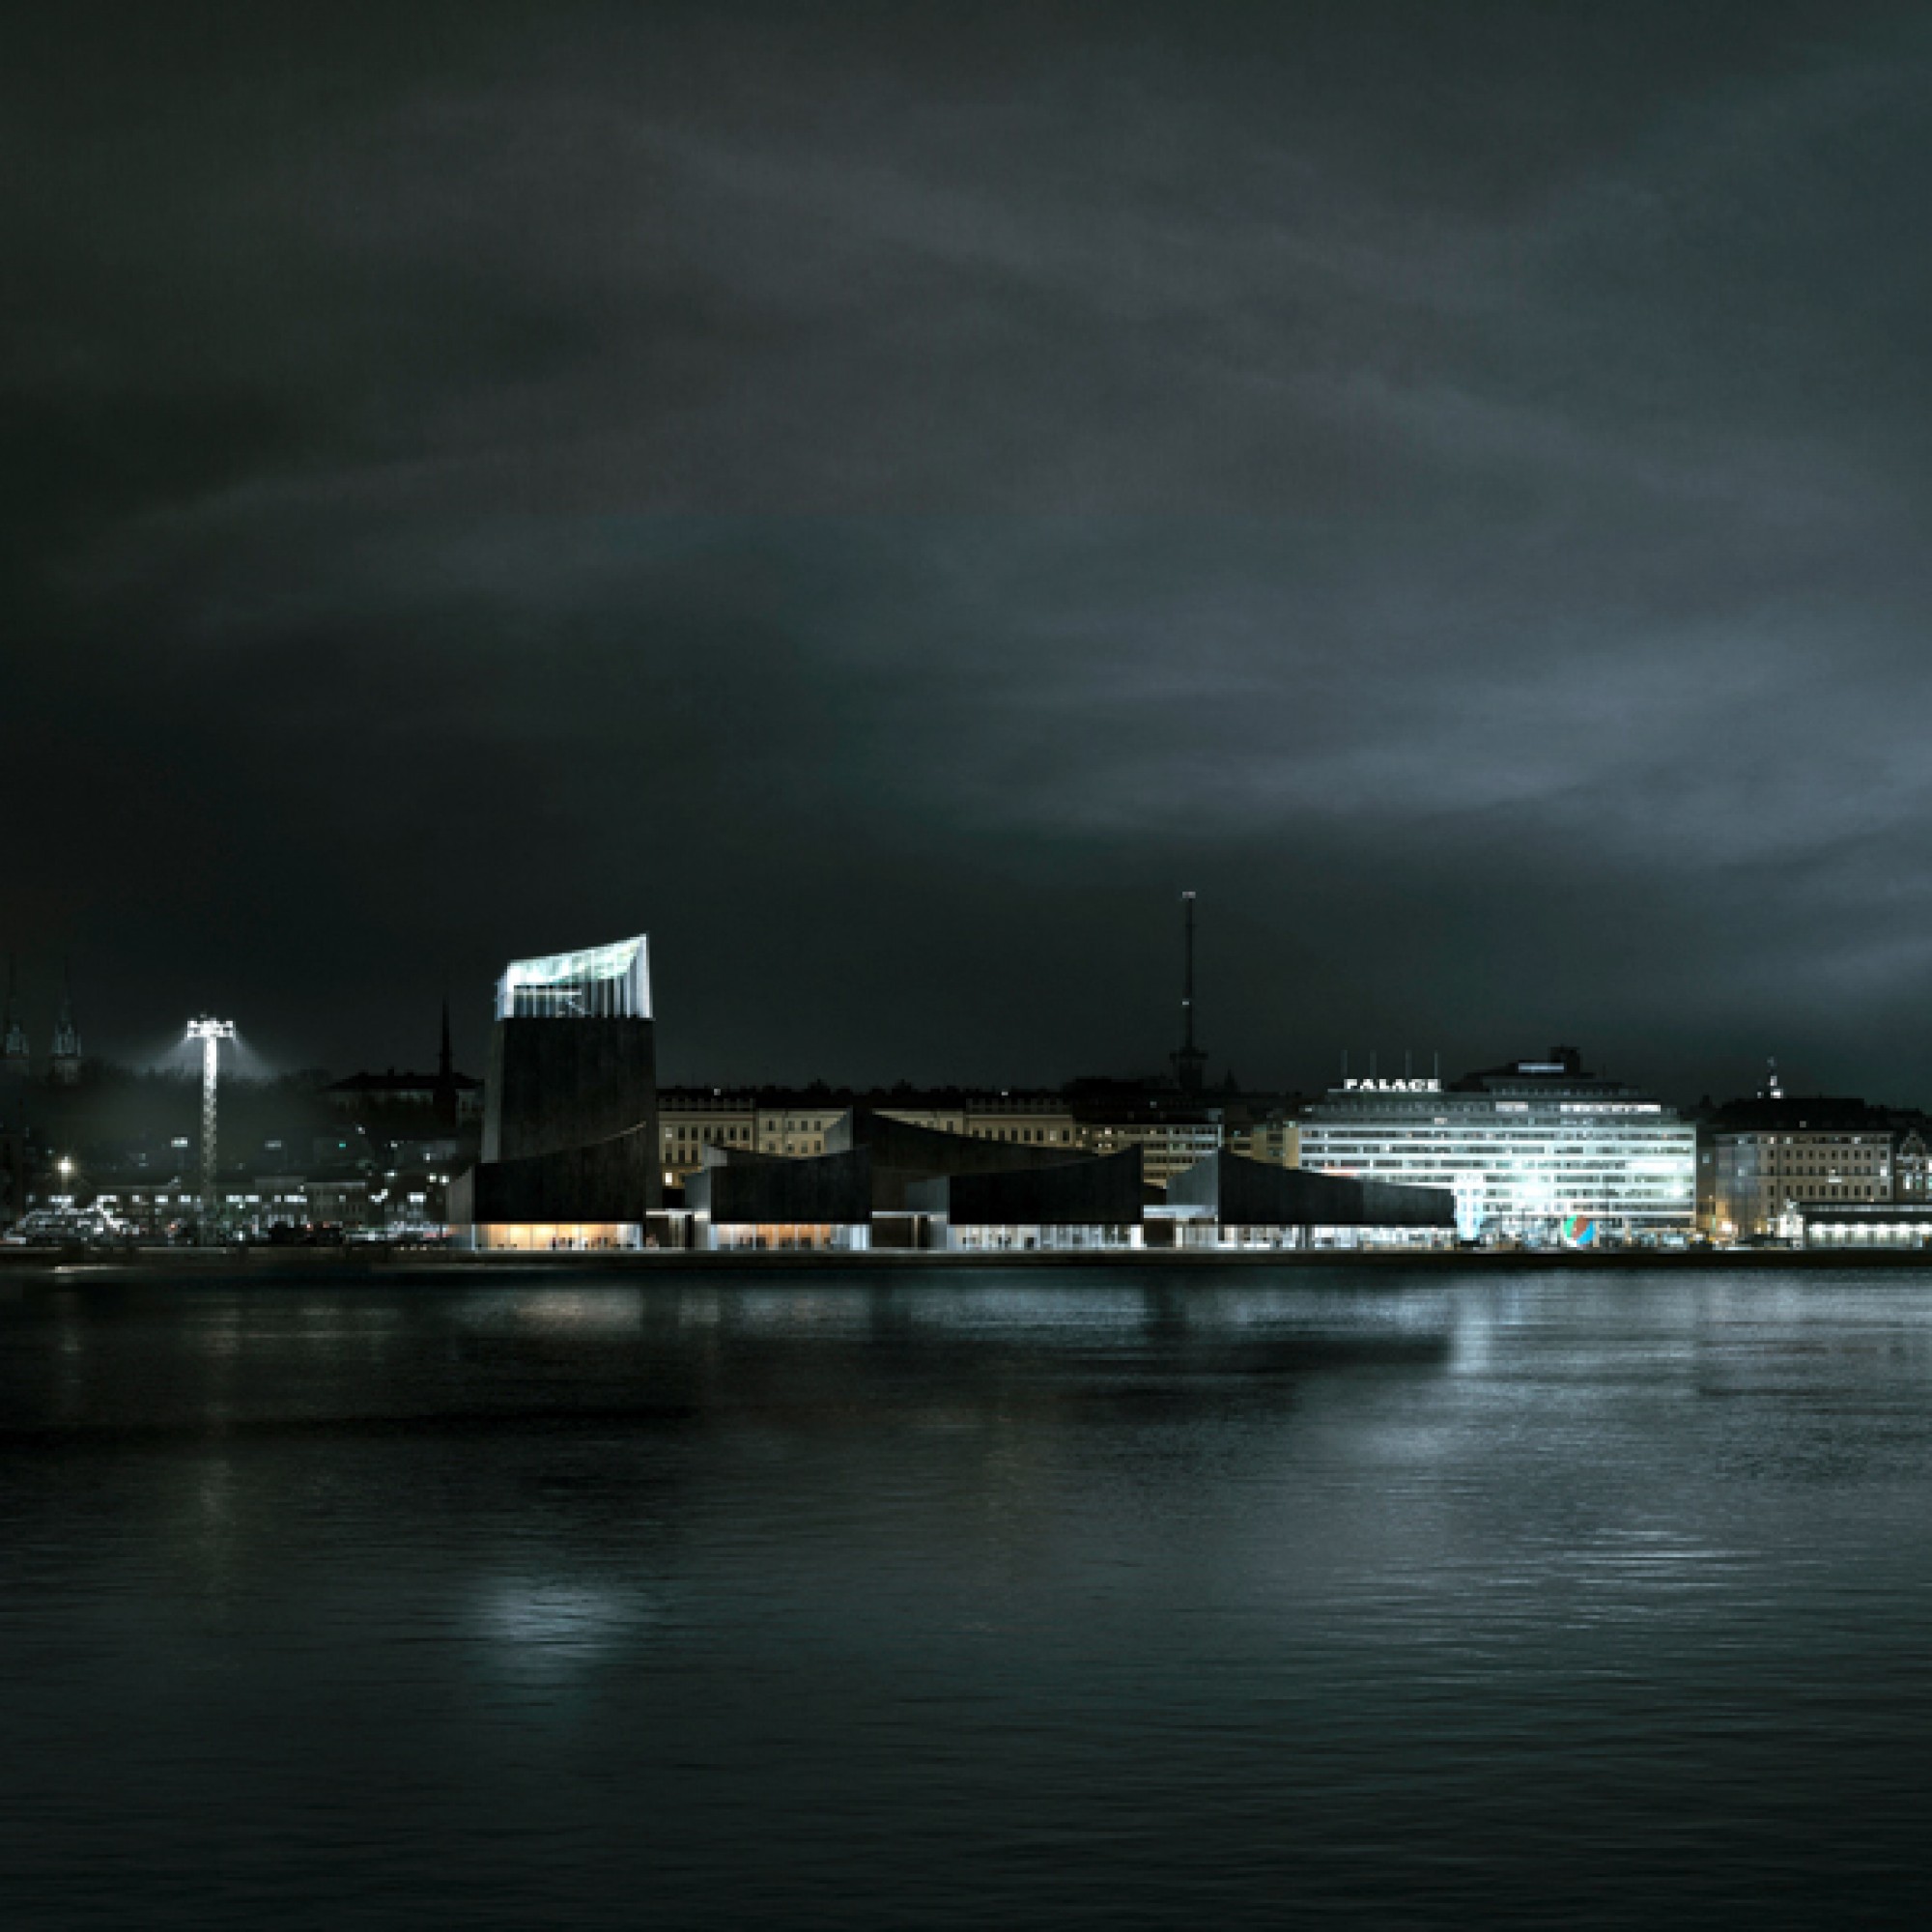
[495,935,650,1021]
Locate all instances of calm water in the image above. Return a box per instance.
[5,1262,1932,1928]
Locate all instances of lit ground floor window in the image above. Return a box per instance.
[943,1224,1143,1252]
[705,1223,869,1251]
[1177,1225,1452,1250]
[469,1223,643,1251]
[1805,1221,1932,1247]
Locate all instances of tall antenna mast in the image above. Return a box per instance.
[1183,892,1196,1056]
[1171,891,1207,1094]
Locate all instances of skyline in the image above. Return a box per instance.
[9,3,1932,1096]
[0,934,1913,1115]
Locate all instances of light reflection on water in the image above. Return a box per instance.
[4,1263,1932,1928]
[474,1579,663,1671]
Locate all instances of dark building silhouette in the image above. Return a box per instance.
[1166,1149,1455,1245]
[684,1143,874,1236]
[828,1106,1090,1208]
[450,935,661,1247]
[906,1146,1146,1240]
[326,1004,483,1126]
[679,1109,1144,1251]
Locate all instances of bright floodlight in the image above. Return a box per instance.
[496,935,650,1020]
[186,1017,236,1241]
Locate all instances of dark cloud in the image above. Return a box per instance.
[5,2,1931,1101]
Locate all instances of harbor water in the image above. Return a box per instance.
[4,1262,1932,1927]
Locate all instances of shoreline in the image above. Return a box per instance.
[5,1243,1931,1275]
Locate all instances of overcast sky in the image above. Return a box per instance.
[6,2,1930,1098]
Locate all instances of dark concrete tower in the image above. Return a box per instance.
[1171,892,1207,1095]
[453,933,662,1232]
[49,961,81,1086]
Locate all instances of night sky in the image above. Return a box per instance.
[7,2,1930,1100]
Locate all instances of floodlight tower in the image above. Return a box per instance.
[185,1018,236,1240]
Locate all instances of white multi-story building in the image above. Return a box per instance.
[1298,1048,1695,1244]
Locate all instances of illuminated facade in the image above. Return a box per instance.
[1706,1100,1903,1238]
[1298,1049,1695,1244]
[1801,1205,1932,1248]
[467,1222,641,1252]
[1228,1117,1299,1169]
[497,935,650,1021]
[1077,1115,1223,1189]
[450,933,660,1246]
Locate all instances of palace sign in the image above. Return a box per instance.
[1342,1077,1441,1094]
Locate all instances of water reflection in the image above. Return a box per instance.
[475,1580,662,1673]
[5,1264,1932,1928]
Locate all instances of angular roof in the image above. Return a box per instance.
[684,1146,873,1225]
[1167,1151,1454,1228]
[905,1148,1144,1227]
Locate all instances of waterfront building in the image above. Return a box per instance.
[1704,1096,1904,1239]
[1897,1130,1931,1204]
[1799,1204,1932,1248]
[1298,1047,1695,1244]
[448,935,660,1249]
[76,1158,456,1240]
[659,1083,1306,1197]
[668,1107,1436,1256]
[681,1144,876,1252]
[1163,1150,1454,1250]
[656,1087,1078,1189]
[907,1147,1146,1252]
[668,1108,1102,1252]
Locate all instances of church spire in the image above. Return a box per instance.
[50,959,81,1085]
[2,954,27,1071]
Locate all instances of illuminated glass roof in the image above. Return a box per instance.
[495,935,651,1020]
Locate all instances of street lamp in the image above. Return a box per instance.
[185,1018,236,1244]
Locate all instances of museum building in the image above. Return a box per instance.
[448,935,662,1249]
